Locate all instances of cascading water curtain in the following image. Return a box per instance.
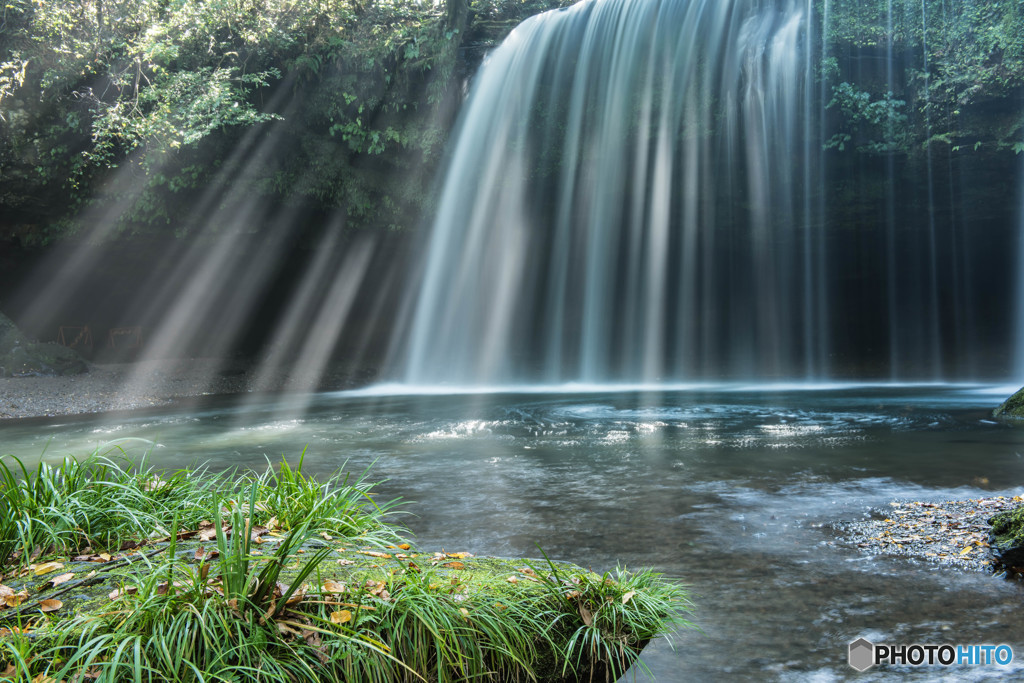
[394,0,825,387]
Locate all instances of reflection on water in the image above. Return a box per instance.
[2,385,1024,681]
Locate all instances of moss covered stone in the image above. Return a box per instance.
[992,386,1024,419]
[988,505,1024,572]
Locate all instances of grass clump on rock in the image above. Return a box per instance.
[0,446,693,681]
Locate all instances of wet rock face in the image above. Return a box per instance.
[0,312,87,377]
[988,506,1024,573]
[993,386,1024,419]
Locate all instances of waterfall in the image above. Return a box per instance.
[390,0,1018,387]
[395,0,822,386]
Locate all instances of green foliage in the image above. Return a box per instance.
[825,82,907,153]
[824,0,1024,156]
[0,448,695,682]
[0,0,520,241]
[0,445,402,570]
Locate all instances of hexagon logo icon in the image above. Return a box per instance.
[848,638,875,672]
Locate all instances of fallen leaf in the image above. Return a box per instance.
[95,553,112,563]
[277,622,301,636]
[447,552,472,559]
[337,559,355,566]
[108,586,138,600]
[506,576,519,584]
[398,543,411,550]
[322,579,346,593]
[331,609,353,625]
[443,561,465,570]
[0,585,12,599]
[622,590,636,605]
[321,532,333,541]
[32,562,64,576]
[5,590,28,607]
[359,551,392,559]
[50,572,74,587]
[195,546,219,562]
[960,546,973,555]
[39,599,62,612]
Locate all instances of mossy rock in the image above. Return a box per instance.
[988,505,1024,571]
[993,386,1024,419]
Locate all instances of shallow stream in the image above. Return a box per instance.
[3,384,1024,681]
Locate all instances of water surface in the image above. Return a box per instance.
[2,385,1023,681]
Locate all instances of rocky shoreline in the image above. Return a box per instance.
[831,495,1024,575]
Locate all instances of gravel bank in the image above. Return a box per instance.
[0,359,255,419]
[0,359,379,419]
[831,496,1024,574]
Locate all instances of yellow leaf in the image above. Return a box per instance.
[322,579,346,593]
[960,546,973,555]
[331,609,353,625]
[447,552,472,559]
[39,599,62,612]
[32,562,64,576]
[398,543,411,550]
[50,572,74,587]
[622,590,636,605]
[4,590,28,608]
[443,561,465,570]
[359,551,392,559]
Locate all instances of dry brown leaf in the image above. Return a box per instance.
[322,579,346,594]
[50,572,74,587]
[32,562,64,576]
[108,586,138,600]
[447,552,472,559]
[398,543,411,550]
[443,561,465,570]
[578,603,594,626]
[506,576,519,584]
[5,590,28,608]
[359,551,392,559]
[2,662,15,677]
[621,590,636,605]
[277,622,301,636]
[39,599,62,612]
[331,609,353,625]
[321,532,333,541]
[337,559,355,566]
[0,585,13,599]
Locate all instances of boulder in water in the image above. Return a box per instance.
[989,506,1024,573]
[993,386,1024,419]
[0,311,87,377]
